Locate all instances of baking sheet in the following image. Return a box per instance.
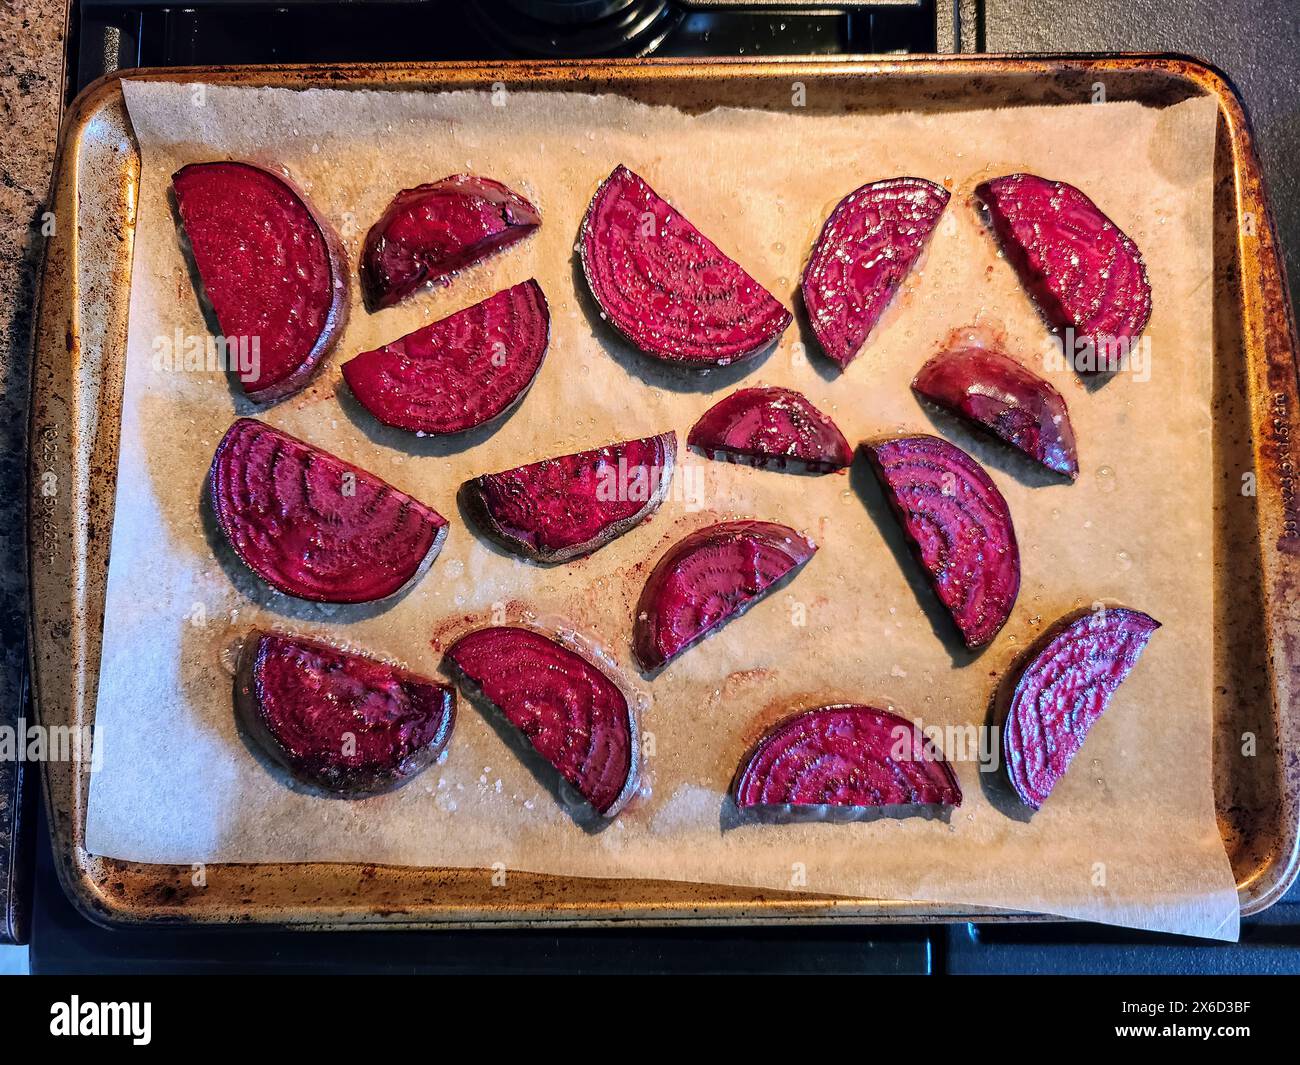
[86,79,1237,940]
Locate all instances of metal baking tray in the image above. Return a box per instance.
[28,56,1300,929]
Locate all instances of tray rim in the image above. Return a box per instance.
[29,52,1300,931]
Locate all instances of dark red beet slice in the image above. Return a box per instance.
[445,627,637,816]
[209,418,447,603]
[975,174,1152,373]
[912,345,1079,479]
[460,433,675,563]
[865,434,1019,648]
[236,631,455,796]
[1002,607,1160,809]
[172,161,349,403]
[801,177,949,370]
[633,520,817,671]
[342,280,550,435]
[360,175,540,311]
[687,386,852,474]
[579,165,792,367]
[734,704,961,811]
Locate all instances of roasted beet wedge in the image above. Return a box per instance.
[172,161,348,403]
[687,386,852,474]
[975,174,1152,373]
[801,177,949,370]
[734,704,961,811]
[865,434,1019,648]
[342,280,550,435]
[360,176,540,311]
[460,433,675,563]
[579,165,792,367]
[1002,607,1160,809]
[237,631,455,796]
[633,520,817,671]
[912,345,1079,479]
[446,627,637,816]
[209,419,447,603]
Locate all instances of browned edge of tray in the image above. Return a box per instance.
[27,55,1300,930]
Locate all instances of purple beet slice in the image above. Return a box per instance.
[687,386,852,474]
[342,279,550,435]
[912,345,1079,479]
[1002,607,1160,809]
[865,434,1019,648]
[209,418,447,603]
[236,631,455,796]
[801,177,949,370]
[734,704,961,811]
[633,520,817,671]
[975,174,1152,373]
[460,433,675,563]
[445,627,637,816]
[172,161,348,403]
[579,165,792,367]
[360,175,540,311]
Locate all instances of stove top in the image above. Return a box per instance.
[73,0,940,94]
[29,804,1300,974]
[28,0,1300,973]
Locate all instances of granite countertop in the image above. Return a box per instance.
[0,0,68,943]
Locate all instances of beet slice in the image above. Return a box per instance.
[342,279,550,435]
[172,161,349,403]
[633,520,817,671]
[734,704,961,811]
[578,165,792,367]
[801,177,949,370]
[687,386,852,474]
[460,433,675,563]
[1001,607,1160,809]
[912,345,1079,479]
[236,631,455,796]
[209,418,447,603]
[360,175,540,311]
[445,627,637,816]
[865,434,1019,648]
[975,174,1152,373]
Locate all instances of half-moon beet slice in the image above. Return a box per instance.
[579,165,792,367]
[209,418,447,603]
[687,386,852,474]
[360,175,540,311]
[734,704,961,811]
[633,520,817,671]
[975,174,1152,374]
[460,432,675,563]
[912,345,1079,479]
[801,177,949,370]
[865,434,1019,648]
[342,279,550,435]
[237,631,455,796]
[1002,607,1160,810]
[172,161,348,403]
[445,627,637,816]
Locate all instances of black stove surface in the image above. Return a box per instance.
[29,802,1300,974]
[28,809,933,974]
[73,1,931,93]
[40,0,1300,974]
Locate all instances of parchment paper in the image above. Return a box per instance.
[88,79,1238,939]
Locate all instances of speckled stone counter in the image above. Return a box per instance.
[0,0,68,943]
